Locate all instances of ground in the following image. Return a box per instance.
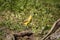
[0,0,60,40]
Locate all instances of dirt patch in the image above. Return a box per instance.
[3,30,36,40]
[13,30,35,40]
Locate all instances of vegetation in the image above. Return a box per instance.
[0,0,60,40]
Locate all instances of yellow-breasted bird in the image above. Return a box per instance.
[22,15,32,26]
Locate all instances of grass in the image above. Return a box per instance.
[0,0,60,40]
